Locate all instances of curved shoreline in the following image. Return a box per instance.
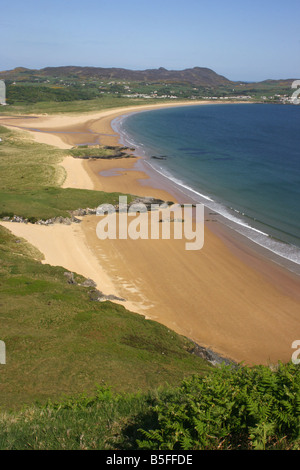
[78,106,300,365]
[111,106,300,275]
[1,101,300,365]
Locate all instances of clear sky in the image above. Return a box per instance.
[1,0,299,81]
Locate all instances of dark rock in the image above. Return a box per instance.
[99,294,126,302]
[188,341,237,367]
[64,272,77,284]
[81,278,97,288]
[89,288,125,302]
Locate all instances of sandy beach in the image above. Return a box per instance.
[1,101,299,365]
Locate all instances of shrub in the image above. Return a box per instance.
[137,362,300,450]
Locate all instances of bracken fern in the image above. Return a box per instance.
[137,362,300,450]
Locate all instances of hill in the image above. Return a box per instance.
[0,65,231,86]
[0,65,295,109]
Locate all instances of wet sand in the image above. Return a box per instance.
[1,102,299,365]
[82,156,300,365]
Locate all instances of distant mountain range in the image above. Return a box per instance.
[0,66,233,86]
[0,66,295,90]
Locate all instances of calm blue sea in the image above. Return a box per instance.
[114,104,300,266]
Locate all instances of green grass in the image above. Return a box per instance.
[0,126,65,191]
[0,187,127,221]
[0,387,155,450]
[0,224,211,410]
[69,146,133,159]
[0,362,298,450]
[0,126,134,220]
[0,95,173,115]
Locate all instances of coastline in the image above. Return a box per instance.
[82,157,300,365]
[1,101,300,365]
[112,104,300,273]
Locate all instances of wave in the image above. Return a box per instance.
[146,159,300,267]
[112,114,300,271]
[153,161,300,268]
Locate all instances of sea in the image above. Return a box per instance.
[112,103,300,269]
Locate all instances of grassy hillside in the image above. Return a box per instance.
[0,224,211,410]
[0,361,298,450]
[0,95,159,115]
[0,126,132,220]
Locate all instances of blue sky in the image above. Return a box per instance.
[1,0,299,81]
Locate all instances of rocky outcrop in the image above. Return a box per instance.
[64,272,125,303]
[0,198,175,226]
[125,197,174,211]
[188,341,237,367]
[89,288,126,302]
[1,214,82,225]
[71,145,136,160]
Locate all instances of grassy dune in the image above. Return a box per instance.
[0,126,131,220]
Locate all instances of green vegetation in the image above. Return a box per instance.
[0,126,131,221]
[0,362,298,450]
[0,66,294,114]
[137,362,300,450]
[2,80,292,112]
[0,224,211,410]
[69,145,134,159]
[0,187,125,222]
[0,94,156,115]
[6,83,101,103]
[0,126,65,191]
